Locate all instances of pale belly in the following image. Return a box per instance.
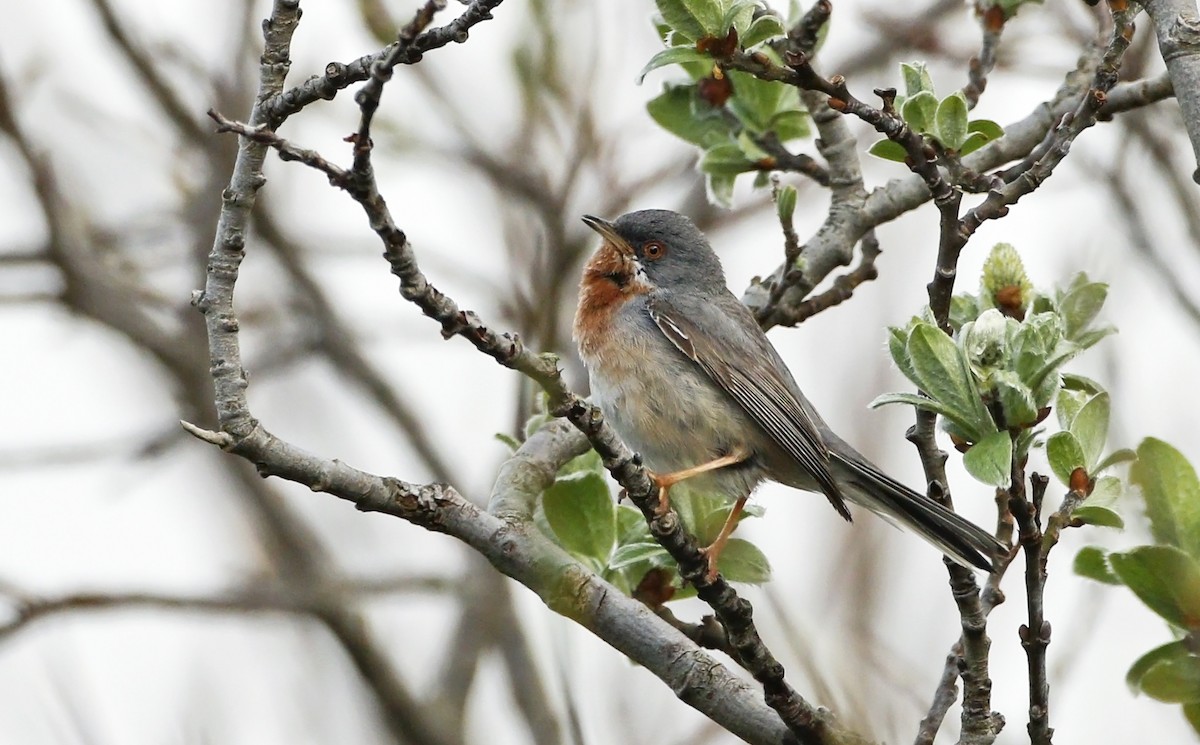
[579,305,765,501]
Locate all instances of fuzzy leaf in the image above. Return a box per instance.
[1071,392,1110,470]
[609,541,671,570]
[935,92,969,149]
[900,90,938,135]
[868,139,909,162]
[1109,545,1200,629]
[638,47,712,83]
[1075,545,1120,584]
[542,472,615,562]
[1060,280,1109,340]
[700,142,758,175]
[906,323,992,441]
[1128,640,1193,694]
[1047,431,1086,487]
[963,429,1013,487]
[968,118,1005,140]
[775,184,797,222]
[900,61,935,96]
[869,392,966,422]
[1073,475,1125,529]
[768,109,810,141]
[958,131,991,156]
[1140,656,1200,703]
[741,13,785,47]
[728,70,789,133]
[1131,438,1200,558]
[647,84,732,148]
[706,172,737,207]
[655,0,722,40]
[717,538,772,583]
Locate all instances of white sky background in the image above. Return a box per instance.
[1,0,1198,743]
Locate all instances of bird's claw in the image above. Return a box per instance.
[697,546,720,583]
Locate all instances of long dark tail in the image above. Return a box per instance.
[832,452,1006,572]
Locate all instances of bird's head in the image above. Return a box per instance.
[581,209,726,294]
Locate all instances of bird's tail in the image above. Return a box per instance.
[832,452,1006,572]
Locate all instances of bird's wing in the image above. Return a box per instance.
[648,292,850,519]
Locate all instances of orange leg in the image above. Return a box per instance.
[650,447,751,517]
[699,496,747,582]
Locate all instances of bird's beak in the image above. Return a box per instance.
[582,214,634,255]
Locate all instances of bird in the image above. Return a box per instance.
[572,209,1005,582]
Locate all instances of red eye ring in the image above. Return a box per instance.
[643,240,667,261]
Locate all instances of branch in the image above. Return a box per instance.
[263,0,506,124]
[201,4,869,743]
[1011,473,1052,745]
[177,416,809,745]
[1142,0,1200,182]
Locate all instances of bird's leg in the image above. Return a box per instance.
[650,446,750,517]
[699,496,747,583]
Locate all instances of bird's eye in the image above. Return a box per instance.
[642,241,667,261]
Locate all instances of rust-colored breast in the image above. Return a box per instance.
[573,242,651,359]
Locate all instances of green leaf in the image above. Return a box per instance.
[1047,431,1086,487]
[1140,656,1200,703]
[1131,438,1200,558]
[1109,545,1200,629]
[671,487,737,545]
[868,139,909,162]
[958,131,991,156]
[963,429,1013,487]
[1071,392,1110,470]
[1096,447,1137,473]
[1186,701,1200,736]
[647,84,732,148]
[900,90,938,135]
[1025,342,1081,406]
[706,172,737,207]
[741,12,785,47]
[935,92,969,149]
[720,0,757,38]
[1056,389,1088,432]
[1128,641,1192,694]
[775,184,797,223]
[768,109,810,142]
[1074,545,1120,584]
[900,61,935,97]
[1074,325,1118,350]
[609,541,671,570]
[542,471,616,562]
[494,432,521,452]
[1060,280,1109,340]
[949,293,981,331]
[559,448,603,476]
[887,325,919,385]
[700,142,758,175]
[1074,475,1125,529]
[994,372,1038,427]
[655,0,722,40]
[638,47,712,83]
[728,70,789,133]
[716,538,772,583]
[869,392,970,423]
[616,504,651,543]
[968,118,1005,140]
[906,323,993,441]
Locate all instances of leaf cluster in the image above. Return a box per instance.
[869,62,1004,162]
[643,0,805,205]
[872,244,1117,488]
[501,408,771,602]
[1076,439,1200,734]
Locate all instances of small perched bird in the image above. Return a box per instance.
[573,209,1004,581]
